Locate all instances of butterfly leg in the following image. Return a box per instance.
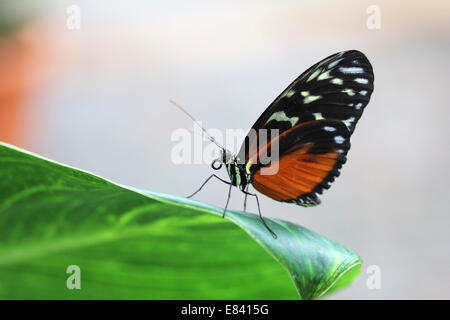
[222,182,233,218]
[243,185,249,212]
[242,190,277,239]
[187,174,230,199]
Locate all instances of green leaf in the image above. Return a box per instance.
[0,142,362,299]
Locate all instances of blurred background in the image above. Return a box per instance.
[0,0,449,299]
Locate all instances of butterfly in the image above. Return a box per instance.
[174,50,374,238]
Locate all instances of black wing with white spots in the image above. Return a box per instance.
[238,50,374,161]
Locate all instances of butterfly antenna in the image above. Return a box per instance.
[187,127,213,141]
[170,99,228,152]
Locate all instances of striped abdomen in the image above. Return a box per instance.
[226,162,251,191]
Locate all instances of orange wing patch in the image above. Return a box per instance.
[252,144,338,202]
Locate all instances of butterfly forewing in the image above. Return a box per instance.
[238,50,373,163]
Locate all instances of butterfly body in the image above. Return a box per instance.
[219,151,251,190]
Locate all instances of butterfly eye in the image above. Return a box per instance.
[211,159,222,170]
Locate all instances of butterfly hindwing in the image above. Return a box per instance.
[238,50,373,162]
[249,120,351,206]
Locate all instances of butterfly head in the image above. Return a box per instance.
[211,149,234,170]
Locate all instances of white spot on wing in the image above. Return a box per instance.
[328,58,343,69]
[334,136,345,144]
[301,91,309,97]
[307,69,321,82]
[331,78,343,85]
[342,88,355,96]
[318,70,332,81]
[283,90,295,98]
[360,90,368,96]
[265,111,299,127]
[323,126,336,132]
[354,78,369,84]
[355,103,363,109]
[313,112,324,120]
[304,95,321,104]
[342,117,355,128]
[339,67,364,74]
